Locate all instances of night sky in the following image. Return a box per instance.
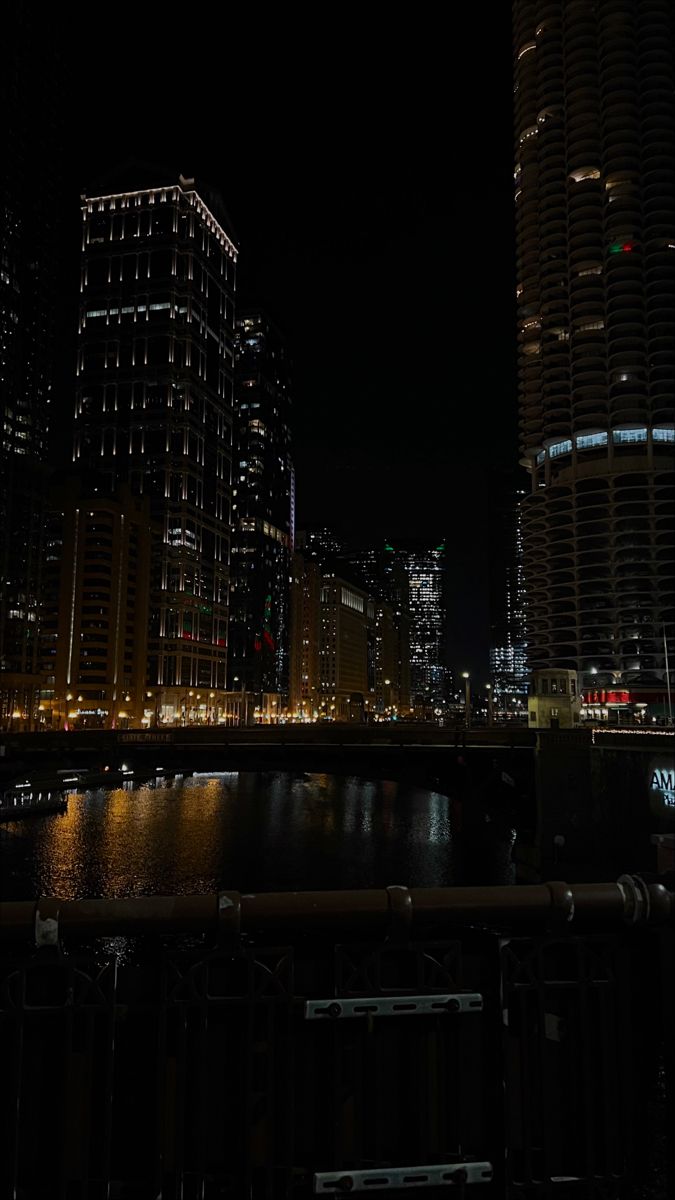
[57,6,517,675]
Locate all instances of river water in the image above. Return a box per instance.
[0,772,477,901]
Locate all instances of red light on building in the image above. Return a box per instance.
[583,689,631,705]
[622,243,633,252]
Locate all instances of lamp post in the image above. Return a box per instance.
[462,672,471,729]
[486,682,494,727]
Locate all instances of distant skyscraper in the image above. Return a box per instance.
[340,544,411,712]
[296,527,344,562]
[73,173,236,722]
[489,472,528,700]
[228,310,293,698]
[514,2,675,700]
[1,5,62,727]
[401,544,446,703]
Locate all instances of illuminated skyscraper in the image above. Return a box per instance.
[514,1,675,700]
[489,473,528,700]
[401,544,446,703]
[73,174,236,722]
[228,310,293,697]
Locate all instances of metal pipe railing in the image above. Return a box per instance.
[0,877,672,942]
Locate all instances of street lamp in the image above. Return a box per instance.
[461,672,471,729]
[486,683,494,727]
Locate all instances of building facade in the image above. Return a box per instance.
[514,2,675,703]
[489,472,528,702]
[73,174,236,720]
[402,544,447,703]
[289,550,321,719]
[340,545,412,714]
[228,310,293,698]
[0,5,62,729]
[39,482,153,729]
[319,575,374,721]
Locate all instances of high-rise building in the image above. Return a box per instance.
[228,310,293,698]
[401,544,447,703]
[39,481,153,729]
[319,574,374,721]
[1,5,62,728]
[73,174,237,720]
[289,550,321,719]
[489,471,528,701]
[514,2,675,701]
[340,544,412,713]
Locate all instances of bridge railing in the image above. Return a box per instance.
[0,879,672,1198]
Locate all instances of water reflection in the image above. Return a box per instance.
[1,772,458,900]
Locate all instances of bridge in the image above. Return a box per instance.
[2,725,673,881]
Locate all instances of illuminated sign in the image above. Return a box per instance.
[583,690,630,705]
[650,767,675,808]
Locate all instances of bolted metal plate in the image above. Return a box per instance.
[304,992,483,1020]
[313,1161,494,1192]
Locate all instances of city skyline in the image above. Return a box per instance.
[2,2,672,727]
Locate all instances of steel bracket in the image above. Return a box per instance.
[313,1160,493,1192]
[304,992,483,1020]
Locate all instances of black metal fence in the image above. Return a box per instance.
[0,881,672,1199]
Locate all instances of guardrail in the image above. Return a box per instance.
[0,879,672,1198]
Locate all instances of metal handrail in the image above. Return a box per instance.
[0,877,672,941]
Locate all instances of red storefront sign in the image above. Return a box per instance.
[583,689,631,705]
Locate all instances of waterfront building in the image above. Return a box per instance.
[319,574,374,721]
[73,173,237,720]
[514,1,675,709]
[289,551,321,720]
[228,310,293,700]
[39,481,153,729]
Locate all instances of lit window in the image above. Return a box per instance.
[653,428,675,444]
[549,440,573,459]
[536,450,546,465]
[569,167,600,183]
[613,428,647,445]
[577,320,604,332]
[577,265,602,277]
[523,341,541,356]
[576,432,607,451]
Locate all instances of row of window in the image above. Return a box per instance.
[537,427,674,463]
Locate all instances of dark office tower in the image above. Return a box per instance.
[514,2,675,698]
[74,175,236,722]
[228,311,293,698]
[402,545,447,704]
[296,527,344,564]
[0,5,62,728]
[489,473,528,701]
[340,544,412,710]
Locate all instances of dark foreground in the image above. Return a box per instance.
[0,878,672,1199]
